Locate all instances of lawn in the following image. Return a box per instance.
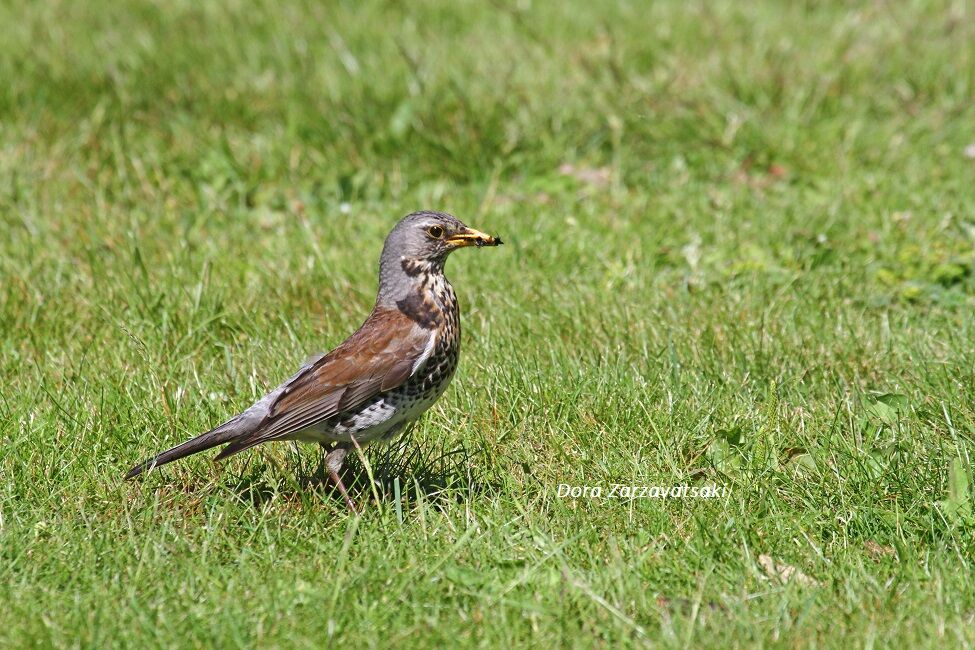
[2,0,974,646]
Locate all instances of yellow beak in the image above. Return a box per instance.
[445,227,504,248]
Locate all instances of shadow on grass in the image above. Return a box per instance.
[228,430,498,512]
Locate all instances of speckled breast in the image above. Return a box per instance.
[316,275,462,444]
[368,291,461,441]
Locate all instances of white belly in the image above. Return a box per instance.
[296,390,442,445]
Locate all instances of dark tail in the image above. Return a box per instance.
[124,416,247,479]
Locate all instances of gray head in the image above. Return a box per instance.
[377,210,502,305]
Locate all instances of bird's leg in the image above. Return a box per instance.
[324,444,357,514]
[315,442,335,480]
[314,442,332,480]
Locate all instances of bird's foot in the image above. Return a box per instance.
[328,469,358,514]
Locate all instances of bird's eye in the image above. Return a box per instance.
[427,225,444,239]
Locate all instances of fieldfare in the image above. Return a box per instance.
[125,211,502,513]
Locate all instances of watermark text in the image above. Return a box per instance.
[556,483,729,499]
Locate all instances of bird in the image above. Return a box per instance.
[125,210,503,513]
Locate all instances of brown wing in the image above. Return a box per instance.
[214,306,433,459]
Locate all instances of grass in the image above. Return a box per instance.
[1,0,974,646]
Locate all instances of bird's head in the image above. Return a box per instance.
[385,211,501,261]
[377,210,502,302]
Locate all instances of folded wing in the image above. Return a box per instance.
[214,306,434,459]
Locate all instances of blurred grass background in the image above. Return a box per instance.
[1,0,974,646]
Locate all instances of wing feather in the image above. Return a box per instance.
[214,307,434,457]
